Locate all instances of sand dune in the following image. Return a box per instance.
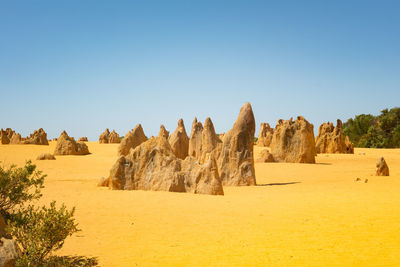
[1,142,399,266]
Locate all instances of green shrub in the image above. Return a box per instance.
[0,160,45,215]
[0,162,98,266]
[9,202,79,266]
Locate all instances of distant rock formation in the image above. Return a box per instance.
[158,125,169,139]
[101,137,224,195]
[99,128,110,143]
[54,131,90,155]
[257,123,274,147]
[256,149,275,163]
[0,129,10,144]
[168,119,189,160]
[10,133,22,144]
[3,128,15,140]
[108,130,120,143]
[118,124,147,156]
[23,128,49,145]
[217,102,256,186]
[315,119,353,154]
[78,137,88,142]
[270,116,316,163]
[375,157,389,176]
[345,136,354,154]
[36,153,56,160]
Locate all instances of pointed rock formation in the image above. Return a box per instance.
[200,117,222,163]
[257,123,274,147]
[217,102,256,186]
[270,116,316,163]
[375,157,389,176]
[108,130,120,143]
[315,119,352,154]
[168,119,189,160]
[118,124,147,156]
[158,125,169,139]
[54,131,90,155]
[103,137,223,195]
[188,118,203,159]
[99,128,110,143]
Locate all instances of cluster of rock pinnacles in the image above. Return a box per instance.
[0,128,48,145]
[99,102,257,195]
[99,128,120,144]
[256,118,355,163]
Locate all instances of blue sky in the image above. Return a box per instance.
[1,0,399,140]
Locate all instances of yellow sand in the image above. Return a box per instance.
[1,142,399,266]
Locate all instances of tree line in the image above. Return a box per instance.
[343,107,400,148]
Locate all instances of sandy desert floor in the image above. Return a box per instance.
[0,142,399,266]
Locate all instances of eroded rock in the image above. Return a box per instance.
[270,116,316,163]
[168,119,189,160]
[118,124,147,156]
[54,131,90,155]
[375,157,389,176]
[217,102,256,186]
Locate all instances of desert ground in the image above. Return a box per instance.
[0,142,399,266]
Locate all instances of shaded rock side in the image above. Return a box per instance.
[270,116,316,163]
[257,123,274,147]
[0,129,10,144]
[188,118,203,159]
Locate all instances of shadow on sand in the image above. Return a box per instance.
[256,182,300,186]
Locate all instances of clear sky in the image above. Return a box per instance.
[1,0,399,140]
